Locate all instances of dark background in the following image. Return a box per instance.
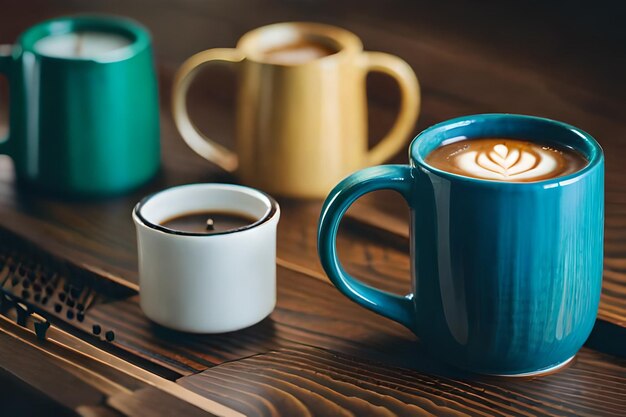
[1,0,625,162]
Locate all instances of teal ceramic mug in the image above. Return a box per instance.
[318,114,604,376]
[0,15,160,196]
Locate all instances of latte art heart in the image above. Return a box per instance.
[457,144,558,180]
[425,138,587,182]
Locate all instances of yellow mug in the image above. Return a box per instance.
[172,22,420,198]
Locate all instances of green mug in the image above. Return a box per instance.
[0,15,160,196]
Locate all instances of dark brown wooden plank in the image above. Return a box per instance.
[0,310,244,417]
[0,367,80,417]
[0,331,107,410]
[81,257,626,391]
[107,388,219,417]
[179,346,626,417]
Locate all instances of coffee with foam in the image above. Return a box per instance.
[425,138,587,182]
[262,40,337,64]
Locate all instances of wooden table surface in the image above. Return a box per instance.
[1,1,625,416]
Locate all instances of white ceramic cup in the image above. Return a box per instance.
[132,183,280,333]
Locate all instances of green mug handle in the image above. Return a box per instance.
[317,165,416,331]
[0,45,12,154]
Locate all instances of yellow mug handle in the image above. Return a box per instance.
[362,52,420,165]
[171,48,245,172]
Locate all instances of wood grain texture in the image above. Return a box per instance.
[179,346,626,417]
[0,0,625,415]
[107,388,219,417]
[0,308,238,417]
[82,258,626,385]
[0,366,79,417]
[81,263,421,377]
[0,332,217,417]
[0,331,109,410]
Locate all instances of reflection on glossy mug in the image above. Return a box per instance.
[0,15,160,196]
[318,114,604,376]
[172,22,420,198]
[133,183,280,333]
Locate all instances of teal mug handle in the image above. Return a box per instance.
[0,45,11,154]
[318,165,416,331]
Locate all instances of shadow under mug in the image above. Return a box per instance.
[318,114,604,376]
[172,22,420,198]
[0,15,160,196]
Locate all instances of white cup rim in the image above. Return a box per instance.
[133,183,280,237]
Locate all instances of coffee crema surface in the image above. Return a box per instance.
[425,138,587,182]
[261,40,337,64]
[160,211,257,234]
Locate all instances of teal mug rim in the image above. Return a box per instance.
[410,113,604,189]
[17,14,151,63]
